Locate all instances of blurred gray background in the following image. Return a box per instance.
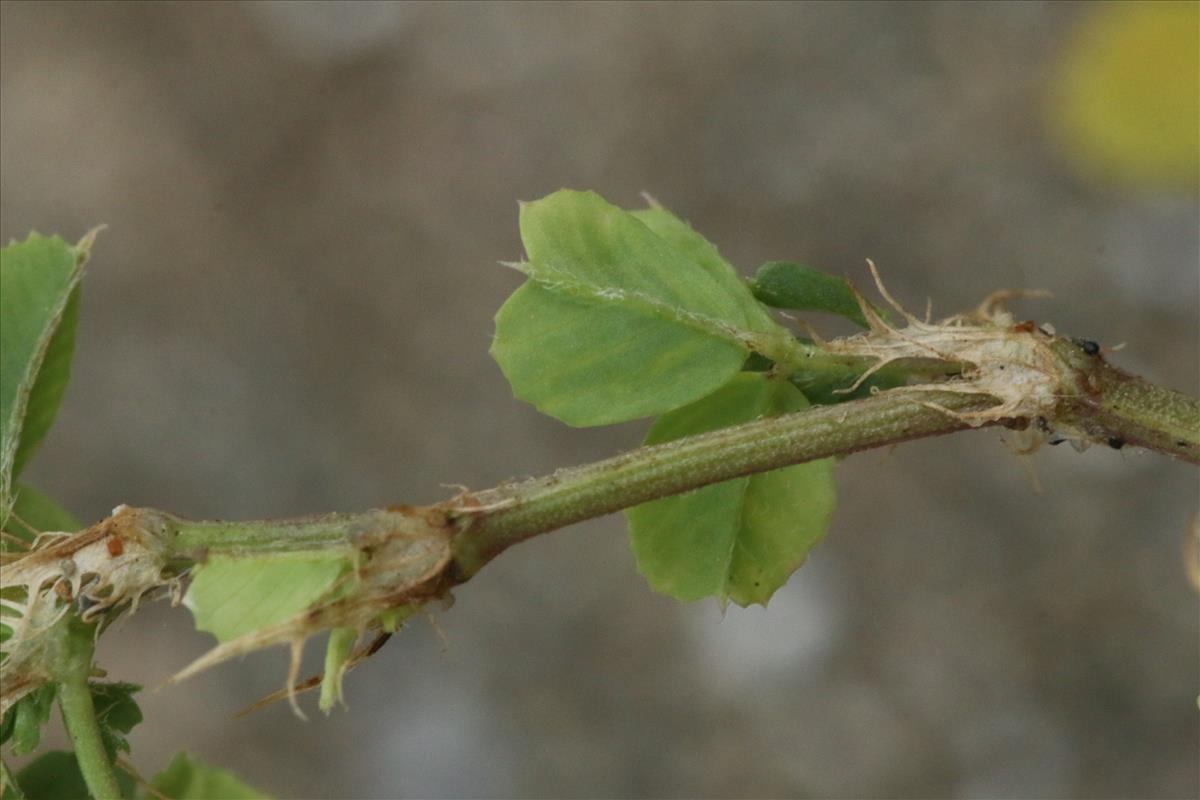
[2,2,1197,798]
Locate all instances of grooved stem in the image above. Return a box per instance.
[450,390,999,576]
[1064,360,1200,463]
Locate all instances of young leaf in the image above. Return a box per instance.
[520,191,780,336]
[0,684,55,756]
[626,373,836,606]
[10,751,135,800]
[0,233,92,526]
[184,554,350,643]
[89,682,143,761]
[493,281,747,426]
[750,260,871,328]
[150,752,271,799]
[492,190,789,426]
[629,204,778,333]
[3,483,81,548]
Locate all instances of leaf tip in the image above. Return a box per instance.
[74,226,106,265]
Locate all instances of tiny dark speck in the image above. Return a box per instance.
[1177,440,1189,447]
[1078,339,1100,356]
[1107,437,1125,450]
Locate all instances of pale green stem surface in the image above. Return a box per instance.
[159,364,1196,582]
[1067,361,1199,461]
[169,509,403,555]
[451,390,997,575]
[161,391,999,578]
[57,621,122,800]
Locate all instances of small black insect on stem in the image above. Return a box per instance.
[1075,338,1101,357]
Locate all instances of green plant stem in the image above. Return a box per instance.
[57,621,122,800]
[450,389,998,576]
[169,509,398,555]
[156,359,1196,581]
[1062,358,1200,462]
[156,391,999,575]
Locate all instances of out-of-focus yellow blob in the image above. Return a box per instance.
[1050,1,1199,189]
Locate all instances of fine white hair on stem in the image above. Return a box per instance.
[819,262,1073,441]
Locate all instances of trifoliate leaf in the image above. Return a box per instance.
[627,373,836,606]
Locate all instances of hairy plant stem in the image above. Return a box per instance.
[169,511,392,556]
[57,620,122,800]
[450,389,997,576]
[155,362,1197,583]
[156,377,966,558]
[1055,349,1200,461]
[156,390,1003,575]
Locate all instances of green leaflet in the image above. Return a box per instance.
[11,289,79,483]
[89,682,143,761]
[493,281,747,426]
[750,260,872,328]
[0,233,91,527]
[492,190,789,426]
[9,751,135,800]
[0,685,55,756]
[626,373,836,606]
[184,553,350,643]
[150,752,271,799]
[628,204,779,333]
